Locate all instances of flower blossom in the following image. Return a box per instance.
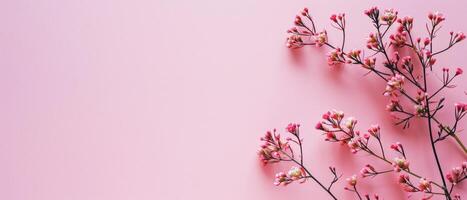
[393,157,410,172]
[364,7,379,19]
[455,67,463,76]
[400,56,413,71]
[453,32,466,43]
[386,99,400,111]
[398,174,417,192]
[418,178,431,192]
[286,35,304,49]
[330,13,346,26]
[367,124,380,138]
[384,74,405,96]
[363,57,376,69]
[380,9,398,25]
[347,136,362,153]
[346,174,358,187]
[446,162,467,185]
[327,48,346,65]
[286,123,299,135]
[346,49,362,63]
[366,33,379,50]
[258,130,290,164]
[314,31,328,47]
[390,30,407,47]
[274,166,307,186]
[455,102,467,119]
[345,117,357,130]
[397,16,414,31]
[428,12,445,26]
[360,164,377,178]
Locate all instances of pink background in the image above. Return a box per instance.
[0,0,466,199]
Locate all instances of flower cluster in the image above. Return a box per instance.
[316,110,389,160]
[398,174,418,192]
[384,74,405,96]
[397,16,414,31]
[392,157,410,172]
[360,164,378,178]
[314,31,328,47]
[418,178,432,192]
[327,48,346,65]
[446,162,467,185]
[330,13,346,31]
[381,9,398,25]
[389,29,407,47]
[346,49,363,64]
[258,130,290,165]
[428,12,445,26]
[363,57,376,69]
[286,34,304,49]
[274,166,307,186]
[452,32,466,44]
[364,7,379,22]
[366,33,379,50]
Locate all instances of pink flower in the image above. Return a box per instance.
[360,164,377,178]
[418,178,431,192]
[414,104,426,117]
[454,32,466,43]
[363,57,376,69]
[455,102,467,114]
[397,16,414,30]
[380,9,398,25]
[366,33,379,50]
[314,31,328,47]
[294,15,304,26]
[330,14,337,23]
[258,130,290,164]
[330,110,345,121]
[422,37,431,46]
[398,174,417,192]
[274,172,289,186]
[345,117,357,129]
[274,167,307,186]
[384,74,405,96]
[301,7,309,16]
[327,48,346,65]
[455,67,463,76]
[390,32,407,47]
[364,7,379,17]
[330,13,346,29]
[446,165,466,185]
[315,122,325,131]
[325,131,337,141]
[288,166,306,181]
[347,137,361,153]
[386,99,400,111]
[286,35,304,49]
[367,124,380,138]
[390,142,403,151]
[322,111,331,120]
[346,49,362,62]
[428,11,445,26]
[346,174,358,186]
[393,157,410,172]
[286,123,299,134]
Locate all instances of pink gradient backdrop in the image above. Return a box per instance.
[0,0,466,199]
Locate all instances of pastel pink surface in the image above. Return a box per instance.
[0,0,466,199]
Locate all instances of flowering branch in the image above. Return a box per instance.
[258,124,340,199]
[259,6,467,200]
